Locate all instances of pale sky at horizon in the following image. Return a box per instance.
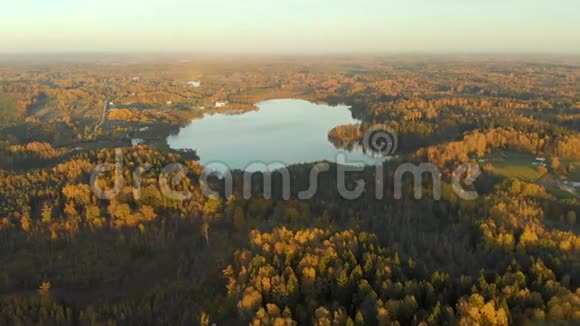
[1,0,579,54]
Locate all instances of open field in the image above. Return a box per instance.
[483,150,545,182]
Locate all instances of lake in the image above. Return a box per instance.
[166,99,385,172]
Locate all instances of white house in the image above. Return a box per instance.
[215,100,228,108]
[532,157,547,167]
[187,81,201,87]
[131,138,144,146]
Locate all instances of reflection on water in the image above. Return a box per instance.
[167,99,388,171]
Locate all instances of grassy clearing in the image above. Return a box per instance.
[0,94,18,128]
[483,150,545,182]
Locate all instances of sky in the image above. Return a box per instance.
[1,0,579,54]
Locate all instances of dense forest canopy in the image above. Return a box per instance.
[0,56,578,325]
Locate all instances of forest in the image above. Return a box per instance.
[0,55,578,325]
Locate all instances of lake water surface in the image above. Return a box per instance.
[167,99,384,171]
